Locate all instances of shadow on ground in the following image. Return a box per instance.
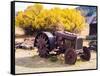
[15,55,73,68]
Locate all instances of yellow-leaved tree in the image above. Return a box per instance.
[62,8,86,33]
[15,4,86,34]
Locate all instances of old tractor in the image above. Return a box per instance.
[34,31,91,65]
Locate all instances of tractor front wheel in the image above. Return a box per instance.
[64,48,77,65]
[80,46,91,61]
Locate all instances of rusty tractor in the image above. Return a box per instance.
[34,31,91,65]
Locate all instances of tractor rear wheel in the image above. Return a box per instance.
[64,48,77,65]
[34,33,50,58]
[80,46,91,61]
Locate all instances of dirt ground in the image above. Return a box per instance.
[15,48,97,74]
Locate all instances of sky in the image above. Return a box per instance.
[15,2,78,13]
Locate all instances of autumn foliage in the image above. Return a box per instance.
[15,4,86,34]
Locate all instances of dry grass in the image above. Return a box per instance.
[15,48,97,74]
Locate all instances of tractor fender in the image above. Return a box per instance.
[34,32,55,50]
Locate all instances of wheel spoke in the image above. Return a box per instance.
[45,44,49,47]
[36,38,39,42]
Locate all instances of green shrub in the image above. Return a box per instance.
[49,56,58,62]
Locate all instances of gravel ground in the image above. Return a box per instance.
[15,48,97,74]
